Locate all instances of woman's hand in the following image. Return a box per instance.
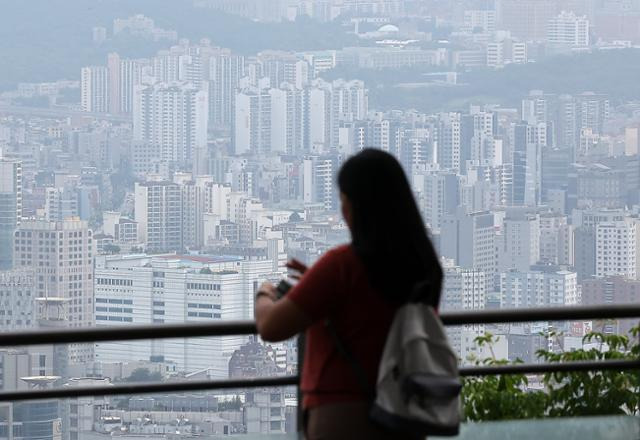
[254,278,310,342]
[256,281,278,301]
[286,259,308,280]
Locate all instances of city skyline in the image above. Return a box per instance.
[2,0,640,438]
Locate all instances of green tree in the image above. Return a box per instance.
[538,331,640,417]
[103,244,121,255]
[218,396,243,411]
[462,333,547,421]
[463,329,640,421]
[123,368,163,383]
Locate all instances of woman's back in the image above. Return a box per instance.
[288,244,396,408]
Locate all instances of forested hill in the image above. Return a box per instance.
[0,0,356,91]
[322,49,640,113]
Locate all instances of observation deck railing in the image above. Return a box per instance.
[0,304,639,402]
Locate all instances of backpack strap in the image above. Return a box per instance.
[325,319,375,401]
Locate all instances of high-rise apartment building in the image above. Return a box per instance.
[270,85,305,155]
[463,10,496,34]
[595,219,640,280]
[44,187,78,222]
[500,266,578,308]
[0,158,22,269]
[547,11,590,47]
[576,92,610,135]
[422,172,461,232]
[107,52,147,114]
[257,51,310,89]
[498,210,541,272]
[133,81,208,167]
[539,213,574,266]
[134,181,183,252]
[302,155,341,212]
[441,260,487,363]
[208,51,245,129]
[512,121,542,206]
[438,112,462,173]
[581,276,640,335]
[441,208,497,288]
[12,219,94,336]
[81,66,109,113]
[234,88,272,155]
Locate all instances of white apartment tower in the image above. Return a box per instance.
[133,81,208,167]
[81,66,109,113]
[500,268,578,308]
[463,10,496,34]
[208,51,245,129]
[595,219,640,280]
[234,89,272,154]
[134,182,183,252]
[438,113,462,173]
[547,11,590,47]
[270,85,305,154]
[441,260,487,363]
[108,53,147,114]
[498,211,541,272]
[440,208,497,289]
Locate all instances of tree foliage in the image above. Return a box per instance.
[462,329,640,421]
[122,367,163,383]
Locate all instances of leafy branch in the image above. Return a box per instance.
[462,329,640,421]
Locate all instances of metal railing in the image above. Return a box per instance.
[0,304,639,402]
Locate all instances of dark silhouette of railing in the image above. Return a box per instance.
[0,304,639,402]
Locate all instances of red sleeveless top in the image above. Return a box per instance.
[287,245,396,409]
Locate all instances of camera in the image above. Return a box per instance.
[275,280,293,299]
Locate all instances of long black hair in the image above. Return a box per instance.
[338,149,442,306]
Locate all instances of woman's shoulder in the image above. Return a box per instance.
[324,244,357,262]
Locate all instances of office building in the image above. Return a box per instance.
[12,219,94,364]
[93,254,283,375]
[0,269,35,331]
[581,276,640,335]
[13,219,94,329]
[0,158,22,269]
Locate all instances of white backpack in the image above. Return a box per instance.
[328,302,461,436]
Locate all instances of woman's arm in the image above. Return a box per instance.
[255,282,311,342]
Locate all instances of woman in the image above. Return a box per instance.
[255,149,443,439]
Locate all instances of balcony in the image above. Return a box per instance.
[0,304,639,438]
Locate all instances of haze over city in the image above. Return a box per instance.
[2,0,640,438]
